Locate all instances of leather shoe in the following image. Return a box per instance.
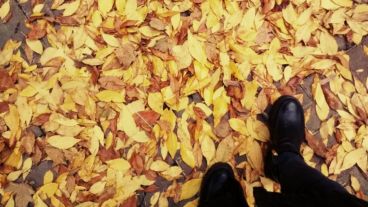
[267,95,305,154]
[198,163,248,207]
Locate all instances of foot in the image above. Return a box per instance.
[267,95,305,155]
[198,163,248,207]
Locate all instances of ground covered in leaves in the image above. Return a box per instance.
[0,0,368,206]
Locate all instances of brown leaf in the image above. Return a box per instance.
[205,42,218,64]
[227,85,244,100]
[305,130,327,158]
[143,184,159,193]
[129,152,145,175]
[27,21,47,40]
[151,49,175,61]
[21,133,35,154]
[115,43,137,69]
[214,116,231,138]
[45,147,65,165]
[0,70,15,92]
[176,19,190,45]
[5,183,35,207]
[193,107,206,119]
[261,0,275,14]
[149,18,166,31]
[154,38,172,54]
[32,113,51,126]
[255,22,274,45]
[87,66,100,85]
[322,85,342,110]
[0,102,9,113]
[144,169,157,181]
[133,110,160,131]
[120,196,137,207]
[97,186,116,203]
[56,16,82,26]
[98,76,125,90]
[98,147,120,162]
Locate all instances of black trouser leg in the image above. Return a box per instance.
[276,152,347,194]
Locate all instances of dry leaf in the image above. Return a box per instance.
[47,135,80,149]
[115,43,137,69]
[179,178,202,201]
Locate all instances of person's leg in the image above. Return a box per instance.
[263,95,368,207]
[198,162,248,207]
[274,151,346,194]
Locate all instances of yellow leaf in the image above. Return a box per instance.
[106,158,131,172]
[47,135,80,149]
[116,0,126,14]
[20,85,38,97]
[89,181,106,195]
[313,79,329,121]
[341,148,365,171]
[241,80,258,110]
[38,183,58,197]
[332,0,352,7]
[167,132,178,158]
[150,160,170,172]
[266,55,282,81]
[158,196,169,207]
[150,192,160,206]
[92,11,102,27]
[7,170,22,181]
[180,144,196,168]
[82,58,104,66]
[351,176,360,192]
[172,43,192,70]
[282,3,297,25]
[96,90,124,103]
[321,0,340,10]
[247,140,263,173]
[34,194,48,207]
[26,39,43,54]
[312,59,336,70]
[4,105,20,141]
[215,137,234,162]
[187,32,207,64]
[98,0,114,16]
[319,31,338,55]
[5,149,22,168]
[101,33,120,47]
[117,103,150,142]
[179,178,202,201]
[247,118,270,142]
[364,46,368,56]
[60,0,80,16]
[43,170,54,184]
[148,92,163,114]
[161,166,182,180]
[5,195,14,207]
[0,0,10,20]
[200,135,215,163]
[213,87,229,126]
[229,118,247,135]
[40,47,64,65]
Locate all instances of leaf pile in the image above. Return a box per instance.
[1,0,368,206]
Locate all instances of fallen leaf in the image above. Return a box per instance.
[179,178,202,201]
[115,43,137,69]
[305,130,328,158]
[47,135,80,149]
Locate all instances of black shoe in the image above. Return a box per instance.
[267,95,305,155]
[198,163,248,207]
